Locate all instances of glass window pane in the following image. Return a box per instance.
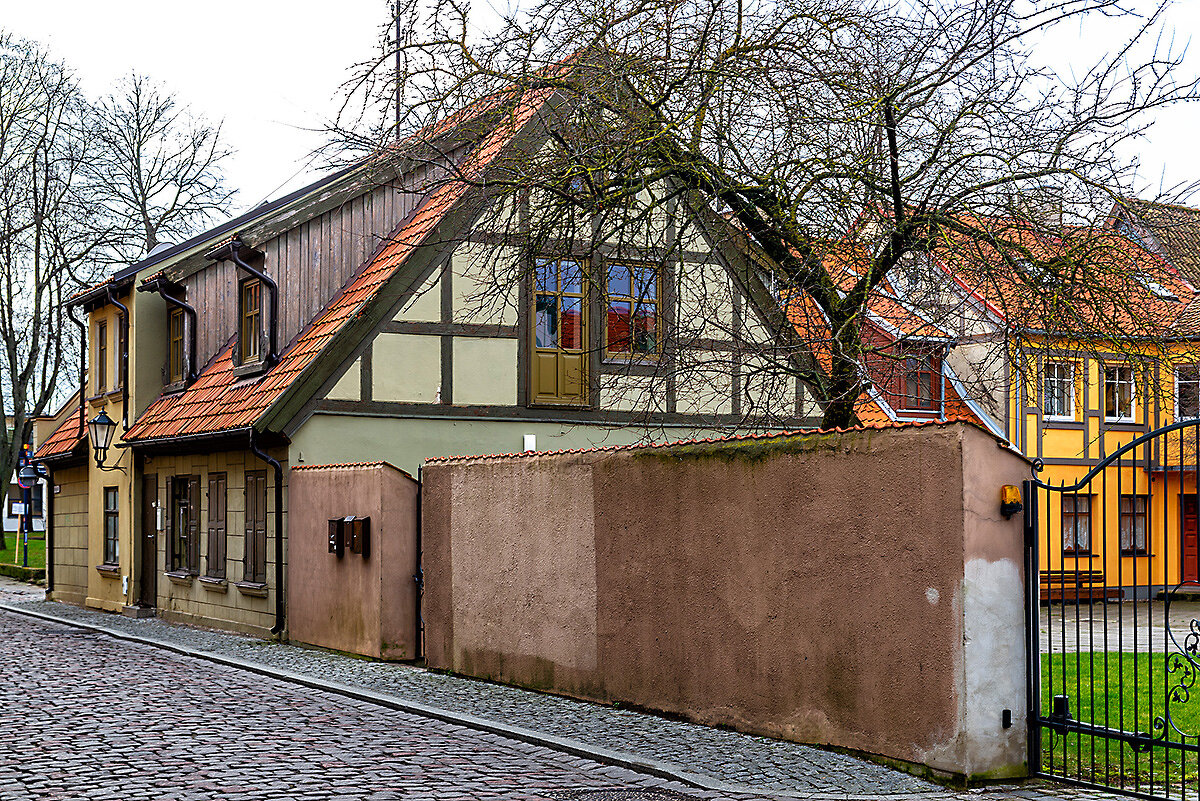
[634,266,656,301]
[561,260,583,295]
[607,300,632,352]
[608,263,631,298]
[561,297,583,349]
[535,259,556,292]
[633,303,657,353]
[535,295,558,348]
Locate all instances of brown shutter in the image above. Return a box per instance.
[164,476,175,571]
[187,477,200,574]
[206,474,226,579]
[244,471,267,583]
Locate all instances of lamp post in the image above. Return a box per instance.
[87,410,119,470]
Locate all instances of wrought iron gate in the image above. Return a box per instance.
[1027,418,1200,799]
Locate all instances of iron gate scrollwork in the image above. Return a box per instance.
[1028,417,1200,799]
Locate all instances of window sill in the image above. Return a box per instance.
[95,564,120,578]
[162,380,187,396]
[235,581,268,598]
[1062,552,1094,558]
[232,360,268,379]
[165,570,196,586]
[198,576,227,592]
[87,394,107,407]
[1120,552,1153,558]
[104,389,124,400]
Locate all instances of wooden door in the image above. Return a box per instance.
[531,257,587,405]
[139,474,157,608]
[1183,495,1199,584]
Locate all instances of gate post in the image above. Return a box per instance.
[1022,479,1040,775]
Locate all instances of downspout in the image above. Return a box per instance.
[230,240,279,366]
[66,304,86,438]
[249,430,285,636]
[141,282,198,385]
[43,464,53,595]
[105,286,130,432]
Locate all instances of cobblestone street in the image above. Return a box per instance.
[0,579,1131,801]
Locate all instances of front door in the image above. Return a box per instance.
[1183,495,1199,584]
[139,474,158,607]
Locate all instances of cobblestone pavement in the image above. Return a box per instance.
[0,579,1130,800]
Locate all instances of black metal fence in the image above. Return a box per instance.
[1027,418,1200,799]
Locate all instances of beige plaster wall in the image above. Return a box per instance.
[143,447,288,636]
[422,423,1029,781]
[288,463,420,659]
[48,464,88,605]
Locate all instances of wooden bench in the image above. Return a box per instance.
[1040,570,1125,604]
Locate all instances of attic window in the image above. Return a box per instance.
[240,278,263,363]
[169,308,185,383]
[1136,273,1178,301]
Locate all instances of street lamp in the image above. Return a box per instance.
[88,410,118,470]
[15,445,46,569]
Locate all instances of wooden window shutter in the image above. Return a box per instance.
[164,476,175,571]
[244,471,267,583]
[187,477,200,574]
[206,474,227,579]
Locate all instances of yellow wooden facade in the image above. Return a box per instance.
[1011,336,1200,590]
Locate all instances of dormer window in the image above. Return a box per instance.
[240,278,263,364]
[169,308,185,383]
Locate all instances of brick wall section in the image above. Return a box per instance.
[422,423,1030,781]
[48,465,88,604]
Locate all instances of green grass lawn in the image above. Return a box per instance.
[0,533,45,570]
[1042,651,1200,791]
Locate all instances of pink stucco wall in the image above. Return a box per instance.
[421,423,1030,780]
[288,462,419,659]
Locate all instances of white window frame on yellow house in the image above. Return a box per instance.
[1043,360,1075,421]
[1104,364,1137,423]
[1176,363,1200,421]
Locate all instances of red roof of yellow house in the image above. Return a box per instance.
[122,87,556,444]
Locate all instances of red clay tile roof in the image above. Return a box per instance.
[33,414,85,461]
[124,88,556,445]
[425,417,996,464]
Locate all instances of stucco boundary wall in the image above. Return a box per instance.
[421,422,1031,782]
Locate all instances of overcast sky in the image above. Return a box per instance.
[4,0,1200,234]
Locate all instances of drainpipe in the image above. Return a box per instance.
[105,286,130,432]
[140,281,198,385]
[230,240,279,366]
[249,430,285,636]
[42,464,53,595]
[66,304,86,437]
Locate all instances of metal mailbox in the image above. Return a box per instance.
[328,516,370,558]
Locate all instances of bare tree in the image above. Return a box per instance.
[0,31,111,510]
[89,74,235,259]
[333,0,1196,429]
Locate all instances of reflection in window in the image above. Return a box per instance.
[606,261,659,355]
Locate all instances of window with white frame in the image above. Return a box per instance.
[1104,365,1136,421]
[1043,361,1074,419]
[1178,364,1200,420]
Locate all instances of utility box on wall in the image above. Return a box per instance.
[289,462,418,660]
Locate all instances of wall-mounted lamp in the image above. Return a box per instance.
[1001,484,1023,519]
[88,410,121,471]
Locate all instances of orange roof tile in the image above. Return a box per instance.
[124,88,555,445]
[34,414,85,461]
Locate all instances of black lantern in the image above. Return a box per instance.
[88,409,118,468]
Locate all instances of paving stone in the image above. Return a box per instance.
[0,578,1136,799]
